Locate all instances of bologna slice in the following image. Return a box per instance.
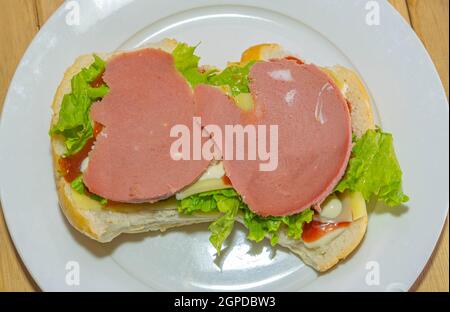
[83,49,209,203]
[195,60,352,216]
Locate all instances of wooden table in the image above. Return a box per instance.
[0,0,448,292]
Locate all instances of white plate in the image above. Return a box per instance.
[0,0,448,292]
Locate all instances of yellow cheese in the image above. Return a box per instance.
[321,67,346,94]
[70,184,178,213]
[339,190,367,221]
[177,163,231,199]
[70,186,102,211]
[176,179,231,200]
[219,85,232,95]
[241,43,282,62]
[234,93,254,111]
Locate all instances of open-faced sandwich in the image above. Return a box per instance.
[50,38,408,272]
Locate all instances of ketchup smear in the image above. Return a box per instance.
[222,175,232,186]
[59,122,103,183]
[284,56,304,65]
[90,69,105,88]
[59,70,107,183]
[302,221,350,243]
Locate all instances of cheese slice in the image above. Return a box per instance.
[240,43,285,62]
[234,93,254,111]
[176,162,231,200]
[321,67,349,96]
[340,190,367,221]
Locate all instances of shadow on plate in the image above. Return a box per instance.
[211,223,278,269]
[59,208,274,263]
[59,200,403,273]
[59,207,213,258]
[367,198,409,217]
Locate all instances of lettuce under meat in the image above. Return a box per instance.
[178,189,243,253]
[50,55,109,200]
[172,43,216,87]
[71,175,107,205]
[178,189,313,253]
[207,61,255,96]
[208,195,241,254]
[336,129,409,206]
[244,207,313,245]
[172,42,255,95]
[178,188,240,214]
[50,55,109,156]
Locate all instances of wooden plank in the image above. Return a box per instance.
[0,209,39,291]
[406,0,449,292]
[389,0,412,24]
[407,0,449,97]
[35,0,64,27]
[0,0,39,107]
[413,219,449,292]
[0,0,40,292]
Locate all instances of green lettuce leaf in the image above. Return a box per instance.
[208,196,240,254]
[71,175,108,205]
[70,175,86,194]
[172,43,201,73]
[336,129,409,206]
[172,42,254,95]
[178,188,243,254]
[50,55,109,156]
[178,188,241,214]
[243,211,283,245]
[281,210,315,240]
[178,188,313,252]
[172,43,216,87]
[244,208,313,245]
[207,61,255,96]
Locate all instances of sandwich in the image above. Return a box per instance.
[50,39,408,272]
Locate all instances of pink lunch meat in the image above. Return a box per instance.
[195,60,352,216]
[83,49,210,203]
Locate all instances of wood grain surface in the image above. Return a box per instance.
[0,0,448,292]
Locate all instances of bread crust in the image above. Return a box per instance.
[51,41,374,271]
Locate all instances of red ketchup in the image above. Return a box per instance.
[302,221,350,243]
[59,122,103,183]
[222,175,232,185]
[59,69,106,183]
[90,70,105,88]
[284,56,304,65]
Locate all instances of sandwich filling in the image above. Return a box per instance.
[50,42,409,255]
